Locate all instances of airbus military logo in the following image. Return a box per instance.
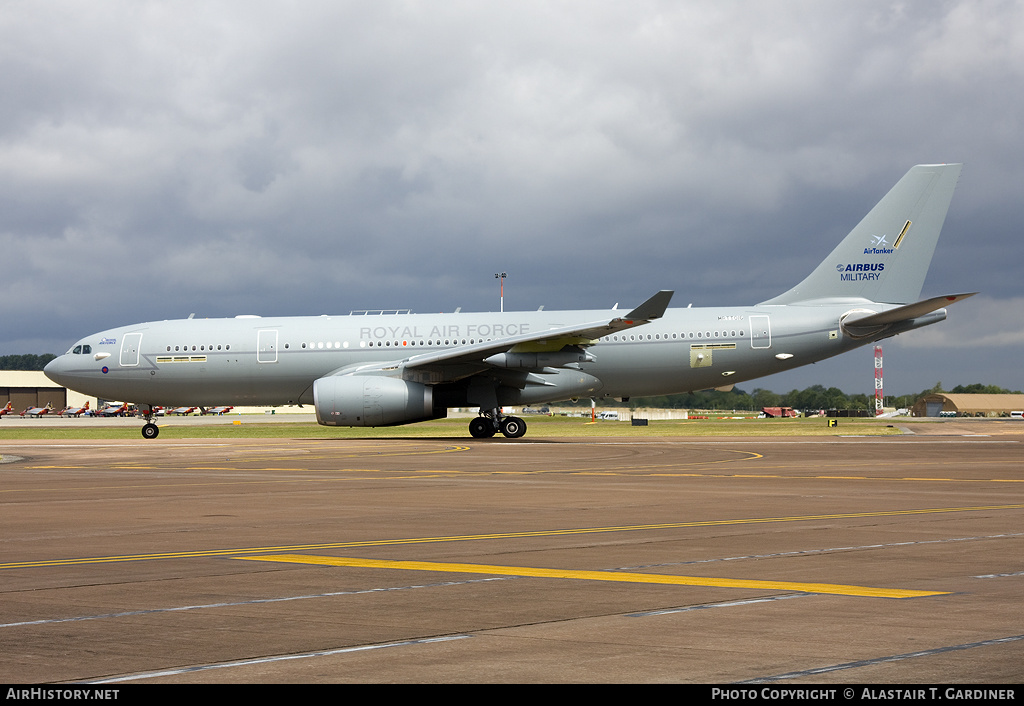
[864,234,894,255]
[837,263,885,281]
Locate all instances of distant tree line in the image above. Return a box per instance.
[1,354,56,371]
[569,382,1023,412]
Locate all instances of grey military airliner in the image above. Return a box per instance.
[45,164,973,439]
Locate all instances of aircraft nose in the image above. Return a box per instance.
[43,355,69,387]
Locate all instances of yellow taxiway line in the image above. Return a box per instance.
[237,554,948,599]
[4,503,1022,570]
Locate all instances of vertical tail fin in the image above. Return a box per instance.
[761,164,962,305]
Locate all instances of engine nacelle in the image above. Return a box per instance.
[313,376,444,427]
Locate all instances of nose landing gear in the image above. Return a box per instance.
[139,405,160,439]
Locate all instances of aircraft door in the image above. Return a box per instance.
[119,333,143,367]
[257,329,279,363]
[749,315,771,349]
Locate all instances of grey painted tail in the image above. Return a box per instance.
[761,164,962,305]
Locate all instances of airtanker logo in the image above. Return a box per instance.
[864,234,893,255]
[837,263,885,281]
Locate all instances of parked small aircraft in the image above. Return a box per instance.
[20,402,53,418]
[58,401,91,417]
[98,402,129,417]
[45,164,973,439]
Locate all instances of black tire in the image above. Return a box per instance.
[500,416,527,438]
[142,423,159,439]
[468,417,495,438]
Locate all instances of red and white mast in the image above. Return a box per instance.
[874,345,884,416]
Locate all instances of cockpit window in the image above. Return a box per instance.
[70,344,93,355]
[82,345,91,354]
[72,345,82,354]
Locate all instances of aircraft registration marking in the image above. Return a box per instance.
[235,554,947,599]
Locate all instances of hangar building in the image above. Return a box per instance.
[911,393,1024,417]
[0,371,96,414]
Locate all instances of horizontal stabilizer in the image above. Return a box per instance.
[842,293,976,328]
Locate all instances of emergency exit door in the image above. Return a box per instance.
[749,315,771,349]
[257,329,279,363]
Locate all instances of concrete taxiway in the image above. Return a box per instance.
[2,419,1023,683]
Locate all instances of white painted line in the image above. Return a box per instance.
[629,593,807,617]
[742,634,1024,683]
[89,635,472,683]
[0,576,512,629]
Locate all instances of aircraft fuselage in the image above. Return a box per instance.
[44,302,942,409]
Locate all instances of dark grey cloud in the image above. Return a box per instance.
[2,0,1022,395]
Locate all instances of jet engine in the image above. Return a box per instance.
[313,376,444,427]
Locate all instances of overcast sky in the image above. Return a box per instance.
[2,1,1022,396]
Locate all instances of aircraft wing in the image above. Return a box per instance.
[843,292,976,327]
[330,290,673,380]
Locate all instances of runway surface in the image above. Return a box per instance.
[2,420,1023,683]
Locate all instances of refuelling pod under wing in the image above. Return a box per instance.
[313,376,446,427]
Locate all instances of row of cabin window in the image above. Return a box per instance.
[363,339,480,347]
[342,331,746,348]
[166,344,231,352]
[607,330,744,341]
[162,330,746,354]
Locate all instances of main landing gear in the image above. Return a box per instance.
[468,409,527,439]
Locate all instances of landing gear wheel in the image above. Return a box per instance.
[468,417,495,439]
[141,422,159,439]
[500,416,527,438]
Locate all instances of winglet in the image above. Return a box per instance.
[623,290,674,322]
